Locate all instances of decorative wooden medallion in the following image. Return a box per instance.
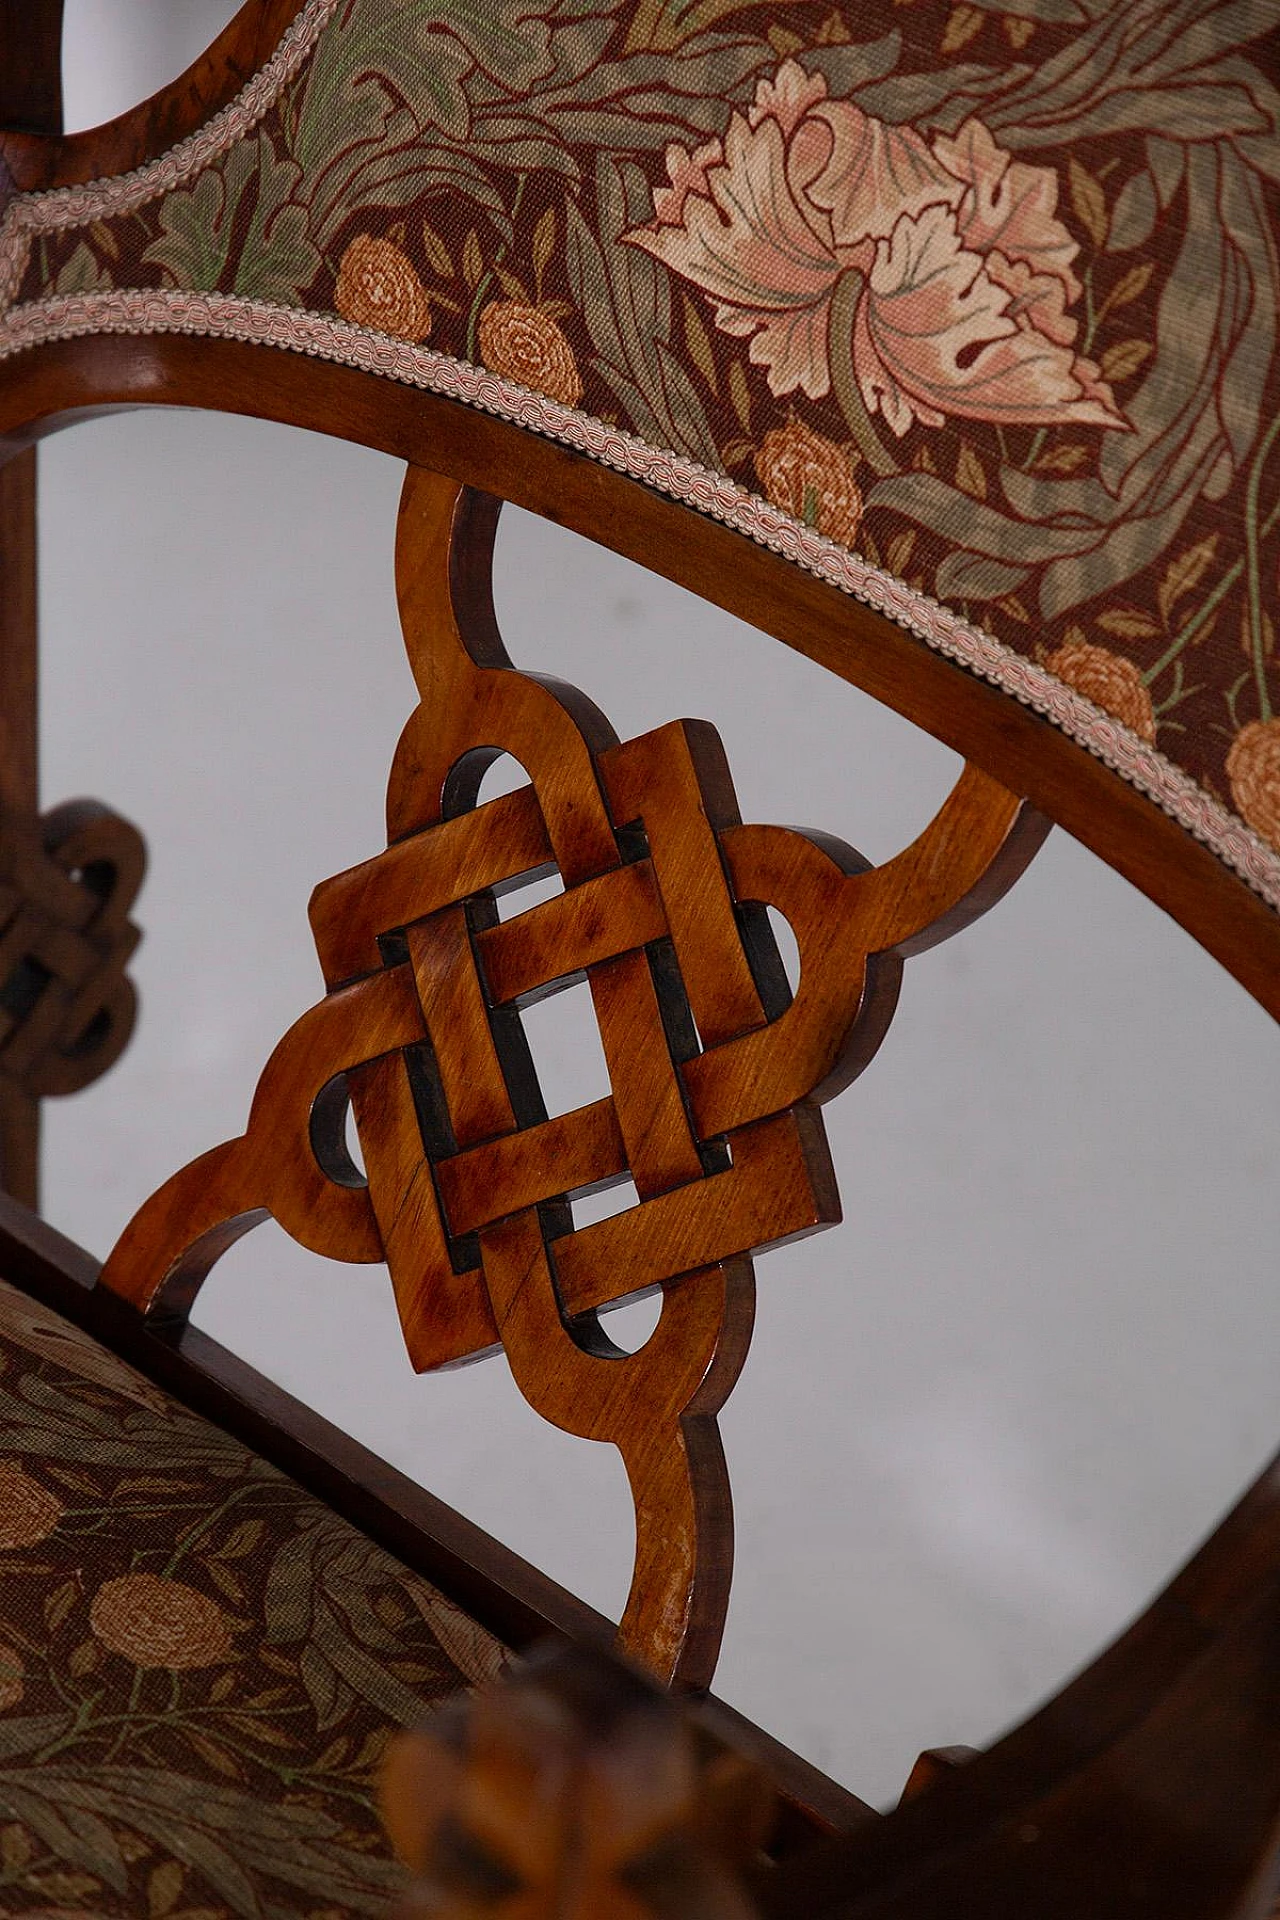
[101,467,1046,1687]
[0,797,144,1097]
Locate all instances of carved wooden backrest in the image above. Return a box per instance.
[4,4,1280,1914]
[98,463,1045,1686]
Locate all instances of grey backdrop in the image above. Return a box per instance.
[37,0,1280,1807]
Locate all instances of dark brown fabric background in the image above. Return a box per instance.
[0,1277,504,1918]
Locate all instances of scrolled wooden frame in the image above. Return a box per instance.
[3,5,1280,1916]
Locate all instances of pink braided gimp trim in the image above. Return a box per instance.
[4,284,1280,916]
[0,0,339,312]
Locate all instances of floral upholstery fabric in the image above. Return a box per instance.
[1,0,1279,911]
[0,1277,505,1918]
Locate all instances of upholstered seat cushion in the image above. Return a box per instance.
[0,1276,505,1918]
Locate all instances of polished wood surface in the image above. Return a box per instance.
[99,465,1042,1692]
[23,1154,1280,1910]
[0,0,302,195]
[382,1642,772,1917]
[6,12,1280,1910]
[4,335,1277,1037]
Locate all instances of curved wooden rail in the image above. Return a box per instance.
[3,336,1279,1034]
[0,0,303,193]
[764,1445,1280,1916]
[0,0,61,1205]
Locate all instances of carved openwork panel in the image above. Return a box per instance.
[308,703,849,1377]
[0,799,144,1101]
[101,467,1046,1687]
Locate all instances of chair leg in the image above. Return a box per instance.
[0,450,41,1209]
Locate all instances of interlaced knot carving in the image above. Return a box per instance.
[0,799,144,1101]
[101,469,1046,1688]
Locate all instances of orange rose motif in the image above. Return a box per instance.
[477,301,583,407]
[755,420,862,544]
[1227,719,1280,851]
[335,235,431,343]
[0,1644,22,1711]
[1046,640,1156,743]
[0,1461,64,1548]
[89,1572,234,1669]
[626,61,1126,438]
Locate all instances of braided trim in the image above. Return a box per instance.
[0,0,339,312]
[4,284,1278,916]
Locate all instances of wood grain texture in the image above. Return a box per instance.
[4,334,1276,1032]
[381,1641,772,1918]
[98,466,1040,1693]
[7,23,1280,1894]
[0,0,302,193]
[480,1211,754,1703]
[0,11,60,1205]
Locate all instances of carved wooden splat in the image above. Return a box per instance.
[99,466,1048,1689]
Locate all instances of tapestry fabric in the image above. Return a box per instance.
[1,0,1278,909]
[0,1276,505,1919]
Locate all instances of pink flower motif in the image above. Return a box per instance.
[626,61,1128,439]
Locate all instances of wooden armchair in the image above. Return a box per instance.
[2,0,1279,1912]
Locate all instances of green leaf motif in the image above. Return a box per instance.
[312,107,510,254]
[142,169,240,290]
[621,0,798,52]
[0,1784,130,1896]
[299,1641,355,1731]
[977,0,1280,150]
[291,0,558,217]
[568,155,720,470]
[468,25,770,170]
[53,241,113,298]
[263,1526,319,1645]
[232,136,323,304]
[942,0,1086,19]
[6,1770,404,1919]
[0,1714,73,1764]
[1107,168,1158,253]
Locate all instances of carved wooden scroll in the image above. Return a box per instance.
[100,465,1047,1688]
[0,797,145,1201]
[380,1642,772,1919]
